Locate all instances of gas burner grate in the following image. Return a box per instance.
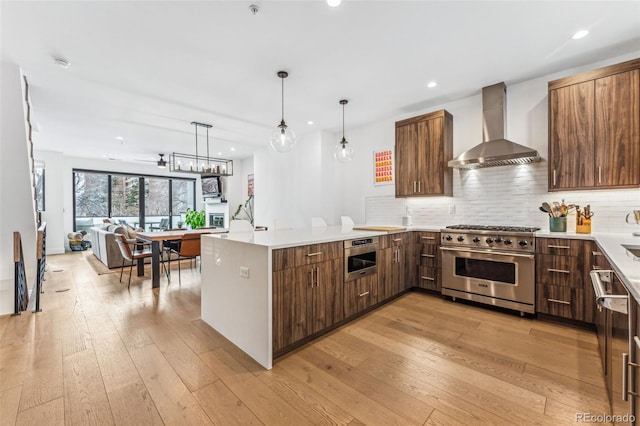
[446,225,541,233]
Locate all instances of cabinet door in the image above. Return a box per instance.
[595,69,640,187]
[417,117,444,195]
[549,81,595,190]
[312,258,343,334]
[273,267,310,353]
[399,243,413,291]
[378,247,394,301]
[395,123,418,196]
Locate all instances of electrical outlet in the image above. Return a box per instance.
[240,266,250,278]
[448,204,456,215]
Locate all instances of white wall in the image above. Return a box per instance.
[0,62,37,315]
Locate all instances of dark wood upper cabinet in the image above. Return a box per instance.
[548,58,640,191]
[395,110,453,197]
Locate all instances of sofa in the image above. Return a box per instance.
[90,224,151,269]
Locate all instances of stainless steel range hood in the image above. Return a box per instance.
[448,82,541,169]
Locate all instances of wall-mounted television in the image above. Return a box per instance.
[201,176,222,198]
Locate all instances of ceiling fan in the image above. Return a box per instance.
[107,153,167,168]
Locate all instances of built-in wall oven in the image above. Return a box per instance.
[344,236,378,282]
[440,225,539,315]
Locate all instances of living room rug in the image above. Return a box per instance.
[85,252,117,275]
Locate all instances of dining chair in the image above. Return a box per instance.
[311,217,327,228]
[168,232,202,284]
[229,220,254,233]
[114,234,154,289]
[150,218,169,231]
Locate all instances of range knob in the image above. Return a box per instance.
[518,240,528,247]
[472,237,480,243]
[457,236,464,242]
[445,235,453,241]
[504,239,512,245]
[485,238,494,244]
[494,237,502,243]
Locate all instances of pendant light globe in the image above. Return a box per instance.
[333,99,354,162]
[270,71,297,153]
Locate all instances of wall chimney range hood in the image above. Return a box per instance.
[448,82,541,169]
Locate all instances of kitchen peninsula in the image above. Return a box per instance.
[200,226,394,369]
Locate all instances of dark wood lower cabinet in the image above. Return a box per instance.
[415,232,441,292]
[343,274,378,319]
[272,258,343,354]
[536,284,585,320]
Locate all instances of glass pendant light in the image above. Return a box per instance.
[334,99,354,162]
[269,71,297,153]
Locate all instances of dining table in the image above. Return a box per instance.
[136,228,225,288]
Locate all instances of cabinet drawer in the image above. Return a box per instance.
[418,246,438,267]
[535,238,585,256]
[343,274,378,318]
[273,241,342,270]
[536,254,583,287]
[417,266,440,291]
[416,232,440,243]
[379,232,412,249]
[536,284,586,321]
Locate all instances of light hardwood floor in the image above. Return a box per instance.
[0,251,609,425]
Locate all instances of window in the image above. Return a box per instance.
[73,170,195,233]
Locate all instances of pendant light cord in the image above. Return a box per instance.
[281,76,285,122]
[342,103,345,141]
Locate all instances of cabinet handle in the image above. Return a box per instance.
[623,353,629,401]
[358,291,370,297]
[394,249,399,263]
[548,298,571,305]
[315,267,320,287]
[421,276,435,281]
[548,245,570,249]
[592,251,603,256]
[598,166,602,184]
[306,252,322,257]
[393,238,402,242]
[418,181,421,193]
[413,181,417,193]
[422,254,435,258]
[592,266,602,270]
[553,170,557,186]
[547,268,570,274]
[634,336,640,350]
[421,236,436,240]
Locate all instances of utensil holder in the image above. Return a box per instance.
[576,218,591,234]
[549,216,567,232]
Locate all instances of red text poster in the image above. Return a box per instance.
[373,149,394,186]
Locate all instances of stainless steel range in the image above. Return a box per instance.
[440,225,540,315]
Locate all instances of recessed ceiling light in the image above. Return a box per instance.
[218,152,223,156]
[572,30,589,40]
[427,81,437,88]
[115,136,124,140]
[53,57,71,69]
[230,147,236,152]
[307,121,314,125]
[327,0,341,7]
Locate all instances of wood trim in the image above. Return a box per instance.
[13,232,21,262]
[395,109,451,127]
[548,58,640,90]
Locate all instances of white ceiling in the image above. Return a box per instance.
[1,1,639,164]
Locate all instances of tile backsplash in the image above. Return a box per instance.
[366,162,640,234]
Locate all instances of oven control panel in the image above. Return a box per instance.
[441,232,535,253]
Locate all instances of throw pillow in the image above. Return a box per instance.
[112,225,127,236]
[126,228,137,240]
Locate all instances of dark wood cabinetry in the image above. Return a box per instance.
[414,231,441,292]
[549,58,640,191]
[272,242,343,354]
[395,110,453,197]
[378,232,414,300]
[535,237,596,323]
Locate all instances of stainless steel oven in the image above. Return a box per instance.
[440,225,538,315]
[344,236,378,282]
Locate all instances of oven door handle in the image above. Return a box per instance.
[439,246,535,259]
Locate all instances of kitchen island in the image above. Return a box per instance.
[200,226,388,369]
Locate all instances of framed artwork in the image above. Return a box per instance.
[248,174,254,196]
[373,149,394,186]
[35,167,45,211]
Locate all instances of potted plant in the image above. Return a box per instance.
[184,208,206,229]
[231,195,254,225]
